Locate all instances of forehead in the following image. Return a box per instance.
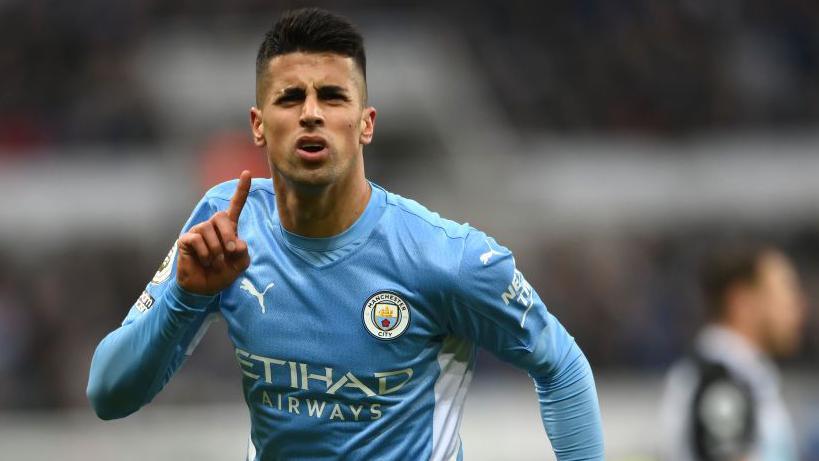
[265,52,362,91]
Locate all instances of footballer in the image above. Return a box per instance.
[87,8,604,460]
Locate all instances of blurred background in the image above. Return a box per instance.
[1,0,819,459]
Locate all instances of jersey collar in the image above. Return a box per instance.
[272,182,386,252]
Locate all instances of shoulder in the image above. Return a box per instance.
[376,187,494,283]
[181,178,274,229]
[379,187,505,264]
[687,353,756,460]
[378,186,514,288]
[381,187,472,242]
[203,177,274,204]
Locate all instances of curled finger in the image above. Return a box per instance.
[179,232,211,267]
[192,222,226,270]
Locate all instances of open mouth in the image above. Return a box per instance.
[296,138,327,153]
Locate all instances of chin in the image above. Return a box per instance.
[770,337,800,358]
[286,169,337,190]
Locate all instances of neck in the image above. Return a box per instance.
[716,317,764,354]
[272,170,371,238]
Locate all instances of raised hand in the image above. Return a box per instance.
[176,171,252,295]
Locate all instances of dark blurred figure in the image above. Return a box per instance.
[660,242,806,461]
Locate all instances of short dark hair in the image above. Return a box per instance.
[255,8,367,104]
[700,241,775,318]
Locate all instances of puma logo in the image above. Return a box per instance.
[240,278,275,313]
[479,238,505,265]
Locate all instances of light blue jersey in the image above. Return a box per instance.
[88,180,604,460]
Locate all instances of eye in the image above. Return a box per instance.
[276,96,301,105]
[318,88,350,103]
[274,90,305,106]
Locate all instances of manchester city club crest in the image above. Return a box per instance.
[362,291,411,340]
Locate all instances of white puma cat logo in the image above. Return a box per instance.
[240,278,275,313]
[479,237,505,265]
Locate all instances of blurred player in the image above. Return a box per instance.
[86,8,604,460]
[661,242,806,461]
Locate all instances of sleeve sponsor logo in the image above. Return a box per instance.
[501,269,536,328]
[135,290,155,312]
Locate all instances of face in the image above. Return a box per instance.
[750,251,806,357]
[250,52,376,189]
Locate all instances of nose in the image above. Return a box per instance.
[299,94,324,128]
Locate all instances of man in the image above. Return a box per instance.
[87,8,604,460]
[661,242,806,461]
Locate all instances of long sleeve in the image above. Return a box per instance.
[87,196,220,420]
[87,284,217,419]
[532,342,604,459]
[448,229,604,460]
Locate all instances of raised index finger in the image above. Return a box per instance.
[228,170,252,224]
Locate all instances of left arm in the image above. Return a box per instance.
[447,229,604,460]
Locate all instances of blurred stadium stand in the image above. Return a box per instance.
[2,1,819,459]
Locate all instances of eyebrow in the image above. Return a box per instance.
[273,85,351,104]
[316,85,348,96]
[274,87,306,104]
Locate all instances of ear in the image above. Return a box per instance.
[359,106,377,145]
[249,107,266,147]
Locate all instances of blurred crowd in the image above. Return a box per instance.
[2,0,819,151]
[528,227,819,370]
[462,0,819,134]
